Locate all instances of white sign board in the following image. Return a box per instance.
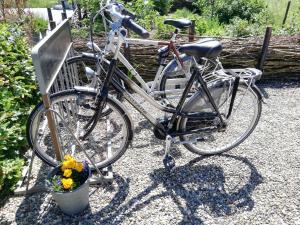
[31,19,72,94]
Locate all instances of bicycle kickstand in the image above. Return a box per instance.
[163,135,175,172]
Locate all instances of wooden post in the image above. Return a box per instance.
[42,94,63,162]
[211,0,215,19]
[47,8,56,30]
[61,0,67,20]
[188,20,195,42]
[282,1,291,27]
[0,0,5,21]
[78,4,82,21]
[257,27,272,71]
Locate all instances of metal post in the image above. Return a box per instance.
[47,8,56,30]
[188,20,195,42]
[61,0,67,20]
[257,27,272,71]
[42,94,63,161]
[282,1,291,27]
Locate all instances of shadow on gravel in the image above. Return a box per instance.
[255,79,300,100]
[258,78,300,89]
[13,154,262,225]
[14,172,130,225]
[96,154,263,225]
[133,119,183,159]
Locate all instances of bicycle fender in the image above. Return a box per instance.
[161,54,194,77]
[251,84,265,103]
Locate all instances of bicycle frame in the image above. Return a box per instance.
[112,39,192,95]
[110,62,225,130]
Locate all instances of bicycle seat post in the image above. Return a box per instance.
[170,28,179,43]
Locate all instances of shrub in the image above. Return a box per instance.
[30,16,48,33]
[215,0,266,24]
[193,0,266,24]
[125,0,158,30]
[225,17,252,37]
[152,0,173,15]
[0,23,39,196]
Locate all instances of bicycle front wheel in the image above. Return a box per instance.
[26,89,133,169]
[178,83,262,155]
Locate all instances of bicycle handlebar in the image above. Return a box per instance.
[122,17,150,38]
[109,3,149,39]
[121,8,136,20]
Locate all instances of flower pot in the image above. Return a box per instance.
[47,165,91,215]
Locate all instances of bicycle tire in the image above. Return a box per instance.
[178,83,262,155]
[26,89,133,169]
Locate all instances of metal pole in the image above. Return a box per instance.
[47,8,56,30]
[42,94,63,161]
[257,27,272,71]
[61,0,67,19]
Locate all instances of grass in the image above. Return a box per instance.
[265,0,300,26]
[27,0,59,8]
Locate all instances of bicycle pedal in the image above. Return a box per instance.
[163,154,175,172]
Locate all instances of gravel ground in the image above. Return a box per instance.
[0,79,300,225]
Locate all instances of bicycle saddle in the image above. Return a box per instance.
[178,39,223,59]
[164,19,192,29]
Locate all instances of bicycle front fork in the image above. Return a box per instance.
[80,59,117,140]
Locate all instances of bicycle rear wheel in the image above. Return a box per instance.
[178,83,262,155]
[26,89,133,169]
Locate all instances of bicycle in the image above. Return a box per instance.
[26,0,263,170]
[66,2,211,103]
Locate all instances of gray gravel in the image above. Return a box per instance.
[1,79,300,225]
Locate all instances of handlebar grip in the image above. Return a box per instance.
[121,8,136,20]
[122,17,150,39]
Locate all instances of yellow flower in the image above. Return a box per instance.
[61,159,76,172]
[75,162,84,172]
[64,154,74,161]
[61,178,73,190]
[63,169,72,178]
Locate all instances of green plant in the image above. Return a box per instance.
[27,0,58,8]
[216,0,266,24]
[30,16,48,33]
[152,0,173,15]
[125,0,159,30]
[225,17,252,37]
[0,23,39,196]
[193,0,266,24]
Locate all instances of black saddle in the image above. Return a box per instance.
[178,39,223,59]
[164,19,192,29]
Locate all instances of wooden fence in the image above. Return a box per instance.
[73,34,300,81]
